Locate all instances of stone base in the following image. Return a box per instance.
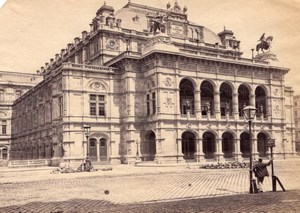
[154,153,185,164]
[194,152,205,162]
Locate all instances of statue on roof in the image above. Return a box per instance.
[256,33,273,53]
[148,12,166,35]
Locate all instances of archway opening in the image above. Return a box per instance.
[179,79,194,115]
[143,131,156,161]
[203,132,216,159]
[240,132,250,157]
[200,81,214,115]
[238,84,250,116]
[222,132,234,158]
[257,133,268,157]
[220,83,233,116]
[255,86,267,118]
[182,131,196,159]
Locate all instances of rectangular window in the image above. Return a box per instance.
[1,120,7,135]
[90,103,96,115]
[152,92,156,114]
[89,94,105,116]
[147,94,150,116]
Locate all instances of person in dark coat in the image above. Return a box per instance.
[253,158,273,192]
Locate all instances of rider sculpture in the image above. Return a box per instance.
[256,33,273,53]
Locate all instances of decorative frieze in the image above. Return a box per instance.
[178,63,197,71]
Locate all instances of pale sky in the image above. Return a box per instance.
[0,0,299,94]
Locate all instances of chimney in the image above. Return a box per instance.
[67,43,73,52]
[50,58,54,65]
[90,23,94,32]
[82,31,87,41]
[36,70,40,75]
[61,49,66,57]
[41,66,45,73]
[55,54,60,61]
[45,63,49,69]
[74,37,80,46]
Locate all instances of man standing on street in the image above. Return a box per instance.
[253,158,273,192]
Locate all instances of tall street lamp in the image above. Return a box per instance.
[243,105,257,194]
[83,124,91,158]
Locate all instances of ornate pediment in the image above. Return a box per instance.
[89,81,107,92]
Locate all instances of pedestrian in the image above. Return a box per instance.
[253,158,273,192]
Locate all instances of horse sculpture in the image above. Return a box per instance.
[256,34,273,53]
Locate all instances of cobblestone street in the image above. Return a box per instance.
[0,159,299,212]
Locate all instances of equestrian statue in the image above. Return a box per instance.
[256,33,273,53]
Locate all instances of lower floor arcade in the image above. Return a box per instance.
[9,127,293,166]
[141,130,271,163]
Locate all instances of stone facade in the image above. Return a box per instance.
[10,1,296,167]
[0,71,42,166]
[294,95,300,152]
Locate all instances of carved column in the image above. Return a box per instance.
[249,93,255,107]
[176,138,184,163]
[194,89,201,119]
[253,137,259,160]
[234,138,243,161]
[215,138,224,162]
[214,90,221,119]
[232,92,239,120]
[97,140,100,162]
[195,138,205,162]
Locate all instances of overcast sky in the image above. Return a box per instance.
[0,0,299,94]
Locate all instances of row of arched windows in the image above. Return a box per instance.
[179,79,267,117]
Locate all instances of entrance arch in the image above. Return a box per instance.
[222,132,234,158]
[240,132,250,157]
[203,132,216,159]
[257,132,268,157]
[143,131,156,161]
[181,131,196,159]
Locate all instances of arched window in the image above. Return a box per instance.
[238,84,250,116]
[255,86,267,117]
[220,83,232,116]
[200,81,214,115]
[180,79,194,115]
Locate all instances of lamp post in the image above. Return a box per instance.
[83,124,91,158]
[243,105,257,194]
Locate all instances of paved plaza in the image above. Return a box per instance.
[0,159,299,212]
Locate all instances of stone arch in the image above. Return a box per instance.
[86,79,108,92]
[0,111,8,117]
[238,83,251,116]
[220,82,233,116]
[200,80,215,115]
[142,130,156,161]
[88,132,110,162]
[257,132,269,157]
[255,85,269,117]
[240,132,250,158]
[181,131,196,159]
[179,78,195,115]
[221,131,235,158]
[202,131,217,159]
